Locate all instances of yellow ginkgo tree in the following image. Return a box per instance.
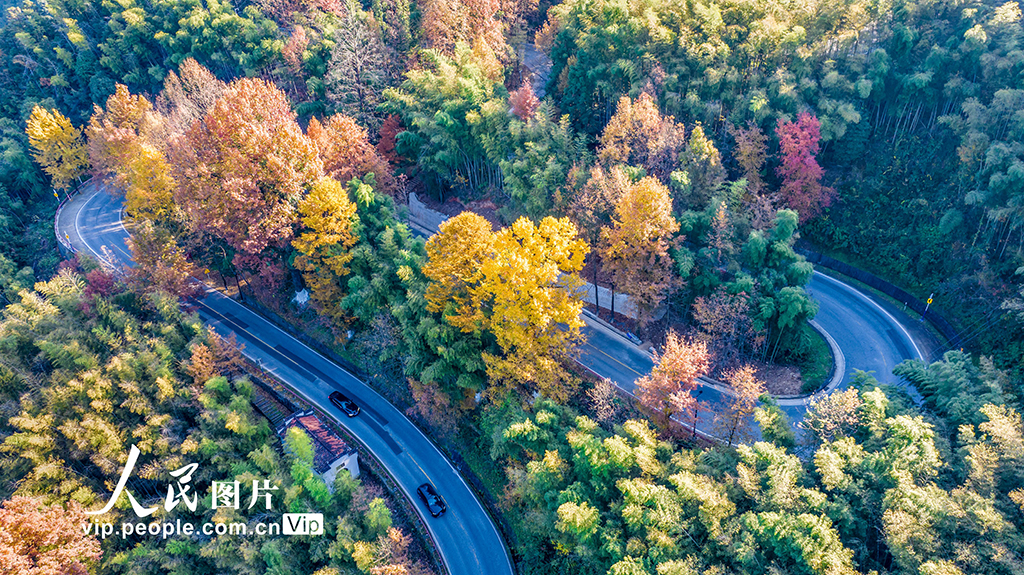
[86,84,174,221]
[422,211,494,326]
[423,212,589,401]
[600,175,681,328]
[292,176,360,327]
[26,105,89,191]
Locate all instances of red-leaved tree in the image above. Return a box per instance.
[377,115,405,164]
[509,84,539,121]
[775,113,834,223]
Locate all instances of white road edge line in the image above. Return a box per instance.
[813,271,925,361]
[203,288,510,571]
[73,185,113,267]
[69,189,514,575]
[199,303,456,574]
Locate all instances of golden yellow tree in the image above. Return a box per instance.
[292,177,360,325]
[26,105,89,190]
[422,213,589,401]
[87,85,174,221]
[122,145,175,221]
[480,216,588,401]
[600,176,681,327]
[422,212,494,323]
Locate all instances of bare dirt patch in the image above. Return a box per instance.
[751,362,804,396]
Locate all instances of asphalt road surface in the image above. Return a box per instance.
[577,269,931,435]
[60,182,937,548]
[806,272,926,400]
[58,182,514,575]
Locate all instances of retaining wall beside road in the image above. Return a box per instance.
[408,193,450,233]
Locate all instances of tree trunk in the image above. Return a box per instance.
[610,285,616,322]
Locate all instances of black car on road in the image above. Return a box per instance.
[329,391,360,417]
[417,482,447,517]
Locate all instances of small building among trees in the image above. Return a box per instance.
[277,411,360,486]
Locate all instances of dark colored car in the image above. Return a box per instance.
[417,482,447,518]
[329,391,360,417]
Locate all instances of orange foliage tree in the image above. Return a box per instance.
[598,93,685,181]
[376,115,405,164]
[126,220,201,298]
[691,287,754,368]
[599,176,681,327]
[170,78,323,278]
[0,496,101,575]
[714,365,765,446]
[635,331,710,431]
[420,0,510,63]
[86,84,155,177]
[306,114,399,198]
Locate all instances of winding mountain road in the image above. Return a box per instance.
[58,182,514,575]
[578,270,933,433]
[58,181,941,566]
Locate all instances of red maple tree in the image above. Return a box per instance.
[509,84,539,121]
[376,115,405,164]
[775,112,834,223]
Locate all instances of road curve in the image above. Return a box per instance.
[575,274,932,432]
[62,184,936,453]
[58,183,514,575]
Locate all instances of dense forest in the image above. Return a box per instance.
[1,0,1021,371]
[1,0,1023,573]
[0,261,436,574]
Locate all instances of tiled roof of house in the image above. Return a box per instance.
[278,410,355,474]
